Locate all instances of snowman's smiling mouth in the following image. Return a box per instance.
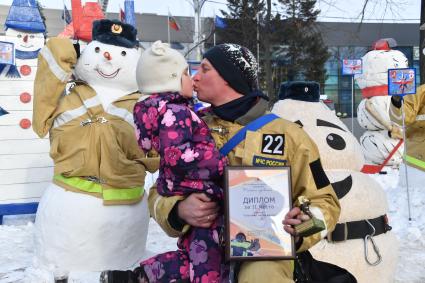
[331,174,352,199]
[20,44,34,49]
[95,68,121,78]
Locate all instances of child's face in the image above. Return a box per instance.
[180,67,193,98]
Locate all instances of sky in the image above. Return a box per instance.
[0,0,421,23]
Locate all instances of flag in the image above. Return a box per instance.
[61,4,72,25]
[215,16,227,29]
[168,12,180,31]
[124,0,136,27]
[120,7,125,22]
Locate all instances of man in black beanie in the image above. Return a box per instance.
[147,43,341,283]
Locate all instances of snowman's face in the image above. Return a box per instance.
[5,28,44,51]
[355,50,408,88]
[272,99,365,171]
[74,41,140,92]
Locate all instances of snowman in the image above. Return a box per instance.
[0,0,48,207]
[32,19,158,272]
[355,38,407,167]
[272,81,398,283]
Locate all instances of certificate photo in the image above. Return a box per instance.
[225,166,295,261]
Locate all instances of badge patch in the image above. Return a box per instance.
[261,134,285,155]
[252,155,287,167]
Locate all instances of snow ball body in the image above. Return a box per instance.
[272,98,398,283]
[34,40,151,271]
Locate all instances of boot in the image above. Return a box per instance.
[99,267,148,283]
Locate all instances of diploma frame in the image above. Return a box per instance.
[224,166,295,261]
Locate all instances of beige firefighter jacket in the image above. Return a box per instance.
[389,84,425,171]
[148,99,340,252]
[33,37,159,205]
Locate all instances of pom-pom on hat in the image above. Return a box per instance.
[278,81,320,102]
[136,40,188,94]
[203,43,259,95]
[5,0,46,33]
[92,19,138,48]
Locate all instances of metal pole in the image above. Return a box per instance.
[193,0,201,60]
[213,9,216,46]
[256,12,260,65]
[401,97,412,221]
[351,75,354,133]
[167,8,170,44]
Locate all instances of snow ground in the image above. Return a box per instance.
[1,168,424,283]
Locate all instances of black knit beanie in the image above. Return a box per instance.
[203,43,259,95]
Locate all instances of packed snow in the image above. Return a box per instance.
[0,168,424,283]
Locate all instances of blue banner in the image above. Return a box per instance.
[341,59,362,75]
[124,0,136,27]
[215,16,227,29]
[388,68,416,96]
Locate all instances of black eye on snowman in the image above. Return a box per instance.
[17,34,22,38]
[95,47,100,53]
[316,119,347,150]
[121,51,127,56]
[30,35,34,39]
[326,133,346,150]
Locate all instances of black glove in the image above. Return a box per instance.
[391,95,402,108]
[73,42,81,59]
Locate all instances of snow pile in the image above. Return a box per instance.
[371,167,425,283]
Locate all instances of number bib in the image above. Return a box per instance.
[261,134,285,155]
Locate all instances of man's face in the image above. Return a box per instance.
[192,58,228,106]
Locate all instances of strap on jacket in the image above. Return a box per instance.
[219,113,279,156]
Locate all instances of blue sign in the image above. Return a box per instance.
[342,59,362,75]
[388,68,416,96]
[0,41,15,65]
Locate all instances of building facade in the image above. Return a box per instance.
[0,5,420,115]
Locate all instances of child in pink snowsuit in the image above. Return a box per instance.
[133,41,227,283]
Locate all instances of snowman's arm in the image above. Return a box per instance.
[389,84,425,126]
[137,156,160,173]
[289,129,341,252]
[365,99,392,131]
[33,38,76,137]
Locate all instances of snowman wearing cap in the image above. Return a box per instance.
[0,0,45,78]
[0,0,49,213]
[32,19,157,272]
[355,38,407,167]
[272,82,398,283]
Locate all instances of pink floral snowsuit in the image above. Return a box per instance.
[134,92,227,283]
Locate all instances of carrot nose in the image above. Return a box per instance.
[23,35,28,43]
[103,52,112,61]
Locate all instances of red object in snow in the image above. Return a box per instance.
[20,92,31,103]
[19,118,32,129]
[361,139,404,174]
[20,65,31,76]
[71,0,105,42]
